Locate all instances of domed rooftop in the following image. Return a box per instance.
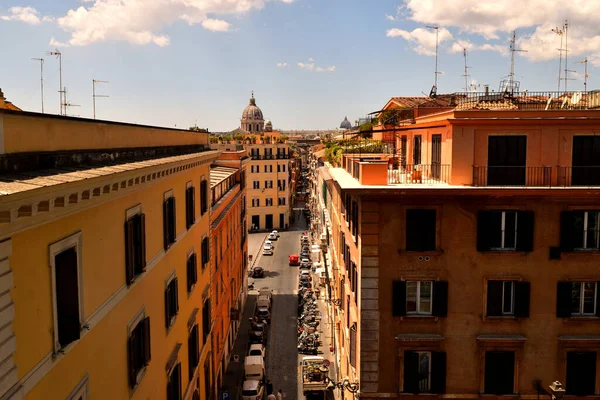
[265,119,272,125]
[242,93,264,121]
[340,116,352,130]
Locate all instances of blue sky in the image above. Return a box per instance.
[1,0,598,131]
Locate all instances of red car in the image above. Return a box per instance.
[289,254,299,266]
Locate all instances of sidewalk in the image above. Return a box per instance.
[248,232,267,270]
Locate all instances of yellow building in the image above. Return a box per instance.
[0,108,219,400]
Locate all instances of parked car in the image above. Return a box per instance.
[267,232,278,241]
[265,240,273,248]
[262,247,273,256]
[271,230,280,238]
[289,254,299,266]
[249,321,268,339]
[248,330,266,345]
[248,343,266,358]
[251,267,265,278]
[244,355,265,381]
[299,270,311,280]
[241,380,265,400]
[255,306,271,323]
[300,250,311,259]
[300,258,311,270]
[259,287,272,300]
[257,294,271,310]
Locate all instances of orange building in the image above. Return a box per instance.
[209,151,248,396]
[321,91,600,399]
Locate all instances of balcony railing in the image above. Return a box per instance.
[456,90,600,111]
[388,164,450,185]
[276,154,289,159]
[557,166,600,186]
[472,166,552,187]
[251,154,261,160]
[264,154,274,160]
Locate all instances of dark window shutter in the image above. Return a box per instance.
[392,281,406,316]
[163,200,170,250]
[557,281,572,318]
[403,351,419,393]
[477,211,493,251]
[169,197,176,242]
[514,281,531,318]
[406,210,436,251]
[432,281,448,317]
[165,285,171,328]
[560,211,578,251]
[192,254,198,284]
[487,281,503,316]
[186,188,192,229]
[55,248,81,347]
[187,257,193,292]
[128,330,138,387]
[173,278,179,313]
[125,219,135,284]
[516,211,534,252]
[142,317,151,364]
[567,352,597,395]
[139,214,147,270]
[431,351,447,394]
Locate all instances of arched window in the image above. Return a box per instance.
[248,125,252,132]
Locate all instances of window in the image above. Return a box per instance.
[392,280,448,317]
[163,193,176,250]
[265,180,273,188]
[572,282,597,316]
[253,181,260,189]
[403,351,446,394]
[202,298,211,343]
[561,211,600,251]
[67,375,89,400]
[265,198,272,206]
[278,198,286,206]
[125,208,146,284]
[187,253,198,293]
[188,324,200,379]
[413,135,422,165]
[400,136,407,168]
[566,351,597,395]
[167,362,182,400]
[165,274,179,328]
[351,200,358,239]
[277,164,286,172]
[486,281,530,317]
[185,185,195,229]
[349,324,357,368]
[477,210,534,252]
[484,351,515,394]
[128,311,151,388]
[252,199,260,207]
[200,180,208,215]
[204,359,212,400]
[50,232,83,352]
[201,237,209,268]
[406,209,436,251]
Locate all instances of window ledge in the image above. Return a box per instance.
[478,251,528,256]
[404,250,444,256]
[565,316,600,322]
[401,315,439,322]
[561,251,600,256]
[482,316,519,322]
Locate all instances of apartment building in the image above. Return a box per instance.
[320,91,600,399]
[208,151,248,396]
[0,109,218,400]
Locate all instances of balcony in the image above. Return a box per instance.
[276,154,289,159]
[251,154,261,160]
[389,164,451,185]
[264,154,274,160]
[557,166,600,186]
[472,166,552,187]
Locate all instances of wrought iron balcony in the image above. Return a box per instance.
[472,166,552,187]
[557,166,600,186]
[388,164,450,185]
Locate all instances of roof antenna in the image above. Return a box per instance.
[47,49,65,115]
[500,31,526,94]
[31,57,44,113]
[551,24,564,91]
[563,21,575,92]
[92,79,109,119]
[426,25,440,97]
[462,48,472,92]
[576,57,589,93]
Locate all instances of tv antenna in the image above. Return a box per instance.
[63,87,80,117]
[426,25,441,97]
[462,48,472,92]
[504,30,527,94]
[551,24,564,91]
[562,21,575,92]
[47,49,64,115]
[31,57,44,113]
[92,79,109,119]
[576,57,589,92]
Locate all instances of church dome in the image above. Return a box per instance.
[340,116,352,130]
[242,95,264,121]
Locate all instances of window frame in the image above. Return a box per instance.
[502,281,515,315]
[66,374,89,400]
[163,190,176,249]
[583,211,600,250]
[406,280,433,316]
[185,182,195,229]
[405,208,438,252]
[128,307,151,391]
[49,231,85,353]
[572,281,598,316]
[187,248,198,294]
[125,204,146,284]
[165,270,179,329]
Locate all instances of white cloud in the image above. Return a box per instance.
[386,15,396,21]
[276,62,288,67]
[308,57,314,62]
[49,37,70,47]
[201,18,230,32]
[1,6,41,24]
[450,39,508,56]
[298,60,335,72]
[394,0,600,61]
[387,27,452,56]
[49,0,293,47]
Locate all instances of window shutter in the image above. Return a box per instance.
[516,211,534,252]
[169,197,176,242]
[165,285,171,328]
[125,219,135,284]
[403,351,419,393]
[432,281,448,317]
[140,214,147,270]
[487,281,503,316]
[142,317,151,364]
[557,281,572,318]
[55,248,81,347]
[392,281,406,316]
[187,257,193,292]
[173,278,179,313]
[560,211,577,251]
[431,351,447,394]
[128,331,138,387]
[192,254,198,284]
[514,281,531,318]
[186,188,192,229]
[163,200,170,250]
[477,211,492,251]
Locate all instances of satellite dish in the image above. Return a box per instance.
[571,91,582,105]
[545,95,554,110]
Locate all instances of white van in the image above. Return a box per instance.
[244,355,265,381]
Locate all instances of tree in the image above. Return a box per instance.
[189,126,209,132]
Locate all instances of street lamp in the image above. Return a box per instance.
[549,381,565,400]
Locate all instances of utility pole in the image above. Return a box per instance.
[426,25,440,95]
[31,57,44,113]
[47,49,64,115]
[92,79,109,119]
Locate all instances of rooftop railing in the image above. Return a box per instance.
[455,90,600,111]
[388,164,450,185]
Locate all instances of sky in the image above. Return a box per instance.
[1,0,599,131]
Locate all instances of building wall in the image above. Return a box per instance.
[4,152,217,400]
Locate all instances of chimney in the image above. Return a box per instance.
[484,85,489,95]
